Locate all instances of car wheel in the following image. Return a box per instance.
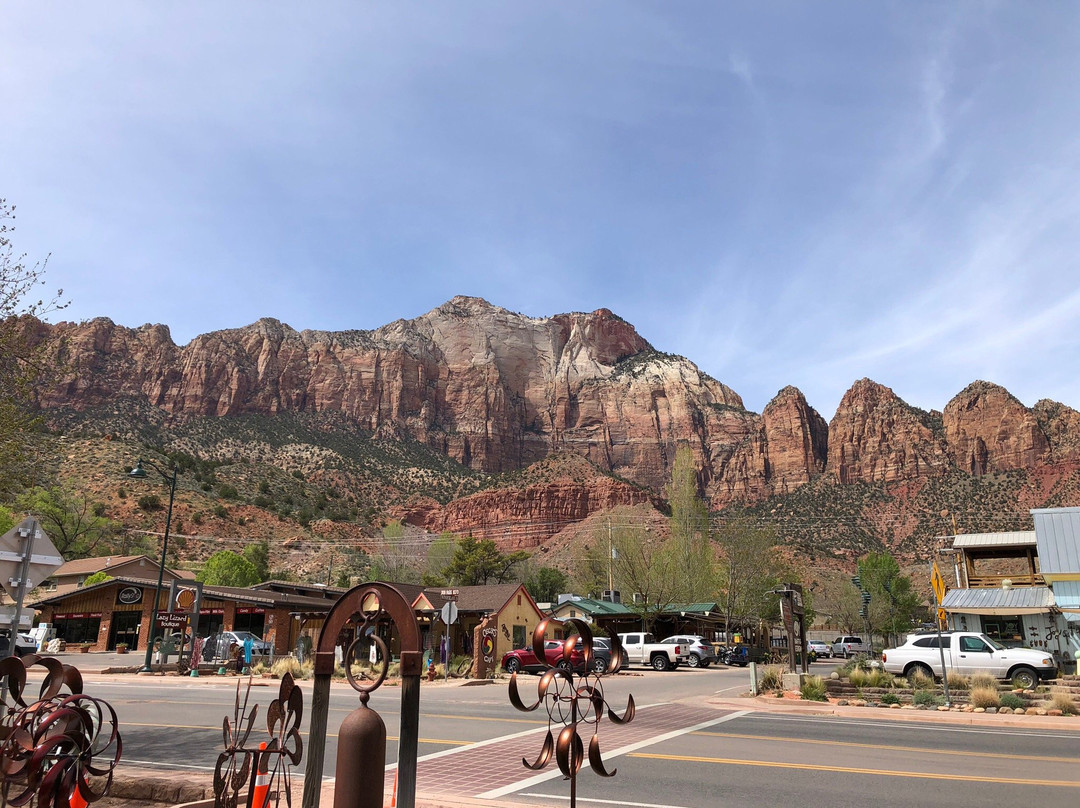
[844,650,851,659]
[686,654,700,668]
[651,654,671,672]
[700,661,710,668]
[1011,666,1038,690]
[504,657,521,674]
[557,659,573,671]
[592,657,608,674]
[906,663,933,683]
[620,652,629,669]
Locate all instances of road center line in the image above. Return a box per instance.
[691,730,1079,763]
[749,712,1080,740]
[475,710,750,800]
[628,752,1080,787]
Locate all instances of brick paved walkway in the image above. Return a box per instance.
[412,702,741,801]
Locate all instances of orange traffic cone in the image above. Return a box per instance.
[252,742,271,808]
[70,785,88,808]
[390,768,398,807]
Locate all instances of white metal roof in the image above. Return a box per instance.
[1031,507,1080,575]
[940,586,1054,615]
[950,531,1036,548]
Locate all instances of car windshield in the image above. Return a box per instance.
[980,634,1006,650]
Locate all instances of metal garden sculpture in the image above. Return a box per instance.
[0,655,122,808]
[508,618,635,808]
[214,673,304,808]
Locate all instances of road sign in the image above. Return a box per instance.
[0,517,63,598]
[440,589,459,598]
[440,602,459,625]
[931,561,946,603]
[0,608,33,628]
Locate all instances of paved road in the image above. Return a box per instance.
[30,660,1080,807]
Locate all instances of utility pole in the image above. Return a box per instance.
[607,518,614,593]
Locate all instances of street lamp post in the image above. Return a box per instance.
[129,458,179,674]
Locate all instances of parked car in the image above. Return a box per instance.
[618,632,684,671]
[660,635,717,668]
[831,635,871,658]
[0,630,38,656]
[501,640,568,674]
[807,639,831,659]
[573,636,618,674]
[203,630,272,662]
[881,631,1057,689]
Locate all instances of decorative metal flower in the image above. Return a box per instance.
[0,656,121,808]
[508,618,634,806]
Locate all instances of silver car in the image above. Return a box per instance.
[661,635,717,668]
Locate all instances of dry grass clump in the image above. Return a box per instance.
[1049,693,1078,715]
[908,669,935,689]
[271,656,303,678]
[969,685,1001,709]
[758,665,785,692]
[800,675,828,701]
[945,671,970,690]
[969,672,999,691]
[849,668,895,688]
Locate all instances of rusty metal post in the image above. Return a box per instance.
[397,650,422,808]
[333,702,386,808]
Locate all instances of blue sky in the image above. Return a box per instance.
[2,3,1079,419]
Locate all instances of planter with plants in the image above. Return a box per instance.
[115,643,129,654]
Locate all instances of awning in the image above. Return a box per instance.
[1052,581,1080,620]
[941,586,1054,616]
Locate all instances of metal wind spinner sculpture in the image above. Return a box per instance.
[214,673,304,808]
[0,655,122,808]
[508,618,635,808]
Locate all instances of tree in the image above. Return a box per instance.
[370,520,423,584]
[666,445,715,603]
[715,519,789,641]
[17,487,119,559]
[858,552,923,646]
[242,540,270,582]
[0,200,65,494]
[609,521,680,630]
[422,532,457,586]
[523,566,569,603]
[443,536,529,586]
[83,571,112,586]
[198,550,260,587]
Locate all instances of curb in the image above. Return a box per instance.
[707,695,1080,731]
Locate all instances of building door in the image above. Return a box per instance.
[109,611,141,650]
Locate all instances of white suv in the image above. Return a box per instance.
[661,635,717,668]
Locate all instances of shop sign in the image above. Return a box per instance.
[117,586,143,605]
[155,612,189,632]
[481,626,497,664]
[236,607,266,614]
[53,612,103,620]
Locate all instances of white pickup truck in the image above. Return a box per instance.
[831,635,871,658]
[881,631,1057,689]
[617,632,685,671]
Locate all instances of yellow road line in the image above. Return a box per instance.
[691,731,1078,764]
[629,753,1080,787]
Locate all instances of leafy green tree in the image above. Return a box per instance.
[423,532,457,586]
[666,445,716,603]
[197,550,260,587]
[0,505,14,537]
[83,571,112,586]
[443,536,529,586]
[523,566,570,603]
[0,200,66,494]
[242,540,270,582]
[715,518,789,641]
[16,487,118,559]
[610,520,680,631]
[857,552,923,646]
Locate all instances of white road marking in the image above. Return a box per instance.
[522,793,692,808]
[475,710,750,800]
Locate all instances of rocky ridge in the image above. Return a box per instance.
[23,298,1080,557]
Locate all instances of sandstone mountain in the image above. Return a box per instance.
[21,297,1080,562]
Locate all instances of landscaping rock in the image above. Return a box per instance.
[836,699,849,706]
[890,703,901,709]
[851,699,868,707]
[830,671,840,680]
[999,707,1012,714]
[986,707,998,713]
[937,706,951,711]
[1048,709,1063,717]
[973,707,985,713]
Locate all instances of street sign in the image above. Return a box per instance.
[930,561,947,604]
[440,589,459,598]
[440,602,459,625]
[0,608,33,628]
[0,517,63,598]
